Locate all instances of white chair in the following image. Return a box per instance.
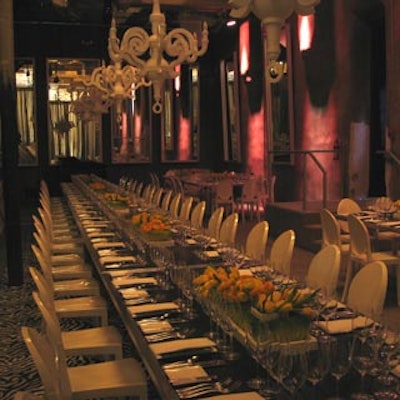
[190,201,206,230]
[244,221,269,262]
[32,291,123,360]
[213,179,235,214]
[160,189,173,212]
[206,207,224,240]
[346,260,388,318]
[341,214,400,304]
[152,187,164,208]
[169,193,182,219]
[320,208,351,252]
[305,244,341,298]
[21,326,147,400]
[178,196,193,222]
[31,243,100,297]
[219,212,239,247]
[336,197,362,237]
[30,267,108,326]
[237,179,260,221]
[268,229,296,276]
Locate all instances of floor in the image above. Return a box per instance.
[1,207,399,398]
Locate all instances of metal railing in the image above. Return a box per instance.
[269,149,337,210]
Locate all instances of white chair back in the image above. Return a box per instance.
[179,196,193,222]
[268,229,296,276]
[346,261,388,318]
[169,193,182,219]
[245,221,269,262]
[305,244,341,297]
[337,198,362,234]
[207,207,224,240]
[320,208,342,248]
[190,201,206,229]
[219,213,239,247]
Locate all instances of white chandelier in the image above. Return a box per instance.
[229,0,320,82]
[85,0,209,114]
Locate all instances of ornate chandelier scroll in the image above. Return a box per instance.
[111,0,209,113]
[229,0,320,82]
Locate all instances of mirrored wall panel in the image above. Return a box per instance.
[111,86,152,163]
[220,55,241,162]
[47,58,102,164]
[161,64,200,162]
[16,58,37,165]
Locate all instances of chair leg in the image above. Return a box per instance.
[341,257,354,303]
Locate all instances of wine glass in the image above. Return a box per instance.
[246,325,267,390]
[350,331,375,400]
[307,335,333,389]
[276,343,309,399]
[329,336,353,399]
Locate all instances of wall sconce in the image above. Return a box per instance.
[229,0,320,83]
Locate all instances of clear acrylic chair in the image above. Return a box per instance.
[213,179,235,214]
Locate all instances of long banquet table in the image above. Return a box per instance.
[60,174,400,400]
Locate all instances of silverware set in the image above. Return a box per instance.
[146,330,186,343]
[176,380,230,399]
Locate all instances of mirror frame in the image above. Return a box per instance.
[220,53,242,162]
[111,85,152,164]
[161,63,200,163]
[15,57,37,166]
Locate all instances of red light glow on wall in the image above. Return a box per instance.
[178,114,190,161]
[120,111,129,155]
[247,105,265,177]
[134,112,142,157]
[301,92,341,200]
[298,15,315,52]
[239,21,250,76]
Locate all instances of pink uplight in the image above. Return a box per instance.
[298,15,315,51]
[239,21,250,76]
[247,106,265,177]
[178,115,190,161]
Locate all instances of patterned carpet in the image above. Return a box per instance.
[0,219,161,400]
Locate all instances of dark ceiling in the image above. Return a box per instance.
[13,0,232,32]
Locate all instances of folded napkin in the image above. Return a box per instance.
[138,320,173,334]
[150,337,216,358]
[379,220,400,227]
[317,316,374,334]
[92,241,126,250]
[83,221,111,228]
[87,231,116,239]
[100,255,136,265]
[199,392,264,400]
[203,250,220,258]
[185,239,198,245]
[128,302,179,317]
[112,276,158,288]
[165,364,209,385]
[119,287,149,299]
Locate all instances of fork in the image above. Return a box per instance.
[177,382,229,399]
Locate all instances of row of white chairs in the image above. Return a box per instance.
[22,180,148,399]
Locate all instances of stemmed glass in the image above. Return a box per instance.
[329,336,353,399]
[246,325,268,390]
[276,343,308,399]
[307,335,333,391]
[351,331,375,400]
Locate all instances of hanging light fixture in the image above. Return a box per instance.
[109,0,209,114]
[229,0,320,83]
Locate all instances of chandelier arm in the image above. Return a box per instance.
[120,27,150,69]
[163,26,209,67]
[228,0,252,19]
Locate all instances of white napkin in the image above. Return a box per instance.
[128,302,179,317]
[119,288,149,299]
[150,337,216,358]
[92,241,126,250]
[112,276,157,288]
[87,231,116,238]
[138,320,173,334]
[317,316,374,334]
[165,364,209,385]
[199,392,264,400]
[185,239,197,245]
[203,250,219,258]
[100,255,136,265]
[83,222,111,228]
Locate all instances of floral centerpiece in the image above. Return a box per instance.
[131,211,173,241]
[193,266,318,343]
[102,192,130,209]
